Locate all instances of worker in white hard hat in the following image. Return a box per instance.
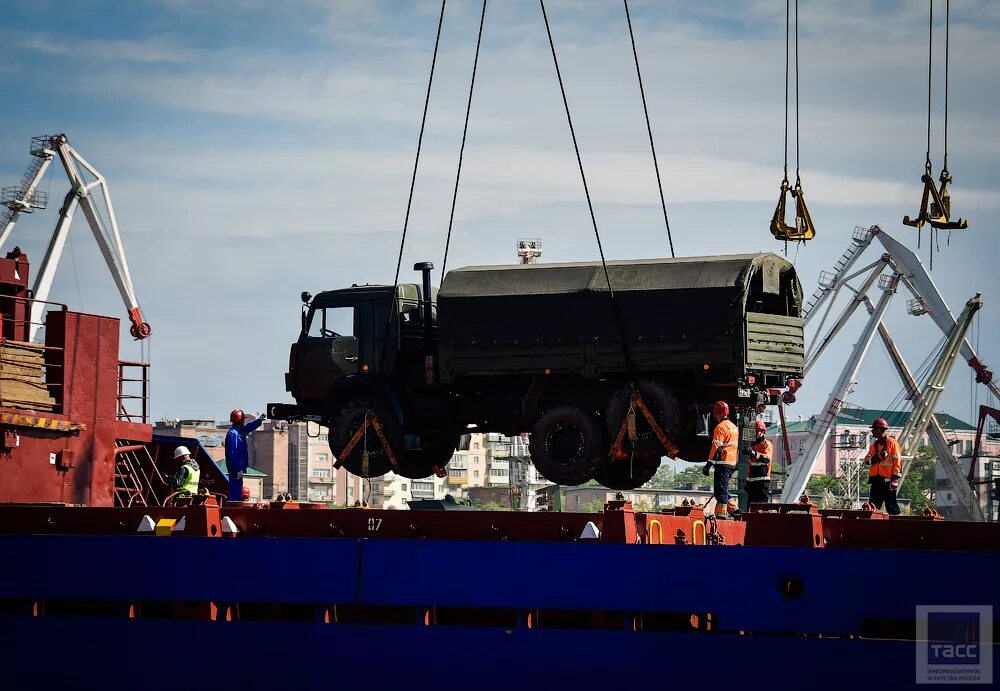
[172,445,201,496]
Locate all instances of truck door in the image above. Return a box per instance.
[297,305,360,401]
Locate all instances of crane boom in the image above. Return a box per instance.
[0,134,151,341]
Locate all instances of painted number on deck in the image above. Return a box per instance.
[368,517,382,532]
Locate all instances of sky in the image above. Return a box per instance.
[0,0,998,427]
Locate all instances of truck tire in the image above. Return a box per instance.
[606,379,680,460]
[594,457,660,491]
[394,438,458,480]
[331,398,403,478]
[529,406,607,486]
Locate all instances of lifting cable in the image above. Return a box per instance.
[539,0,636,377]
[902,0,967,269]
[623,0,675,258]
[769,0,814,250]
[441,0,488,280]
[379,0,447,374]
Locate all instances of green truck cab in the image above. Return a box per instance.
[270,254,805,490]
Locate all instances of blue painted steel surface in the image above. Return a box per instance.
[0,535,360,603]
[0,618,975,691]
[1,535,998,690]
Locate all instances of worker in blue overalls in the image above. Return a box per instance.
[225,408,263,502]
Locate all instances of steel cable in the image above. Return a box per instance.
[441,0,488,280]
[380,0,447,373]
[539,0,635,377]
[623,0,675,258]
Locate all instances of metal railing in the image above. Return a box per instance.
[114,442,169,508]
[118,360,149,423]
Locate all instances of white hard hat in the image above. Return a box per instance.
[173,445,192,459]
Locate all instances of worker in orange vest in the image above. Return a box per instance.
[743,419,773,504]
[864,417,902,515]
[702,401,739,519]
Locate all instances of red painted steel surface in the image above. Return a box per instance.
[742,503,826,547]
[0,250,152,506]
[638,505,747,545]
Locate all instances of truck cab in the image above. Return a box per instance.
[281,278,434,422]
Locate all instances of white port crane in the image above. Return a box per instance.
[0,134,150,341]
[779,226,995,519]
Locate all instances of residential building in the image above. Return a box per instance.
[153,419,230,461]
[768,408,994,476]
[249,419,291,499]
[766,407,1000,512]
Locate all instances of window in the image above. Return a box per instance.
[318,433,328,442]
[473,456,480,463]
[312,469,330,479]
[315,453,329,463]
[401,484,408,492]
[474,470,479,478]
[413,482,433,492]
[308,306,355,338]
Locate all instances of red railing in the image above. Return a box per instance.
[117,360,149,424]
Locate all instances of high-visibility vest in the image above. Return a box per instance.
[747,438,773,482]
[864,436,901,479]
[176,460,201,495]
[710,419,739,466]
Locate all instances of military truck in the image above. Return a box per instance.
[269,254,804,489]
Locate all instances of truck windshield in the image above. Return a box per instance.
[307,306,355,339]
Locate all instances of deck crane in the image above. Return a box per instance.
[0,134,150,341]
[779,226,995,517]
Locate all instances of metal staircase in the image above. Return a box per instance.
[803,225,878,321]
[0,139,54,241]
[113,442,167,507]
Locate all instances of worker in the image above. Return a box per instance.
[702,400,738,519]
[864,417,902,515]
[241,485,251,502]
[172,446,200,497]
[225,408,264,502]
[743,420,774,504]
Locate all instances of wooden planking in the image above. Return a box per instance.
[0,339,57,412]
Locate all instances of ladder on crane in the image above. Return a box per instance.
[0,134,150,341]
[779,226,996,519]
[0,137,56,249]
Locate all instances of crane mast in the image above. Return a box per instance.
[780,225,994,513]
[0,134,150,341]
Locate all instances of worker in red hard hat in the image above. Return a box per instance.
[743,419,774,504]
[224,408,265,503]
[241,485,251,502]
[702,400,739,519]
[864,417,901,515]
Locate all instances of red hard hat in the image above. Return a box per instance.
[755,420,767,432]
[713,401,729,418]
[230,409,245,425]
[241,485,251,500]
[872,417,889,430]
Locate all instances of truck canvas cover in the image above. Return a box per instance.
[438,254,802,348]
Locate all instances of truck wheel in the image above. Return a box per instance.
[594,457,660,491]
[395,438,458,479]
[529,407,607,486]
[606,379,680,460]
[330,398,402,478]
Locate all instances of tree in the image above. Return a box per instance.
[897,445,936,513]
[805,474,842,497]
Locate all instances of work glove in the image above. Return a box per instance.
[889,477,900,490]
[702,461,713,476]
[742,445,753,455]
